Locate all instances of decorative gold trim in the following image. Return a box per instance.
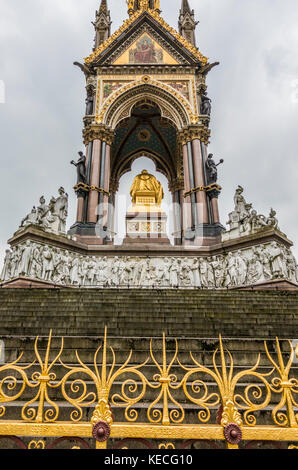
[178,125,211,145]
[84,10,208,66]
[0,331,297,448]
[96,76,196,126]
[74,183,111,197]
[83,124,114,145]
[184,183,222,198]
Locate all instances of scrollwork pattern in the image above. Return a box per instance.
[0,328,297,451]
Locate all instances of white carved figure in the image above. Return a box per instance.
[198,258,209,288]
[242,210,267,234]
[36,196,49,224]
[118,257,127,286]
[258,246,272,280]
[20,207,38,228]
[190,258,201,288]
[53,187,68,233]
[268,242,286,279]
[87,256,98,286]
[233,186,251,222]
[42,247,54,281]
[78,256,88,286]
[31,243,42,279]
[211,256,224,288]
[140,259,151,287]
[2,238,297,288]
[70,256,80,285]
[169,258,179,287]
[10,247,20,278]
[225,253,238,287]
[18,189,68,235]
[224,187,281,242]
[155,259,167,286]
[1,249,12,281]
[247,248,264,284]
[111,257,120,287]
[19,241,33,276]
[234,250,248,285]
[266,209,279,229]
[283,247,297,283]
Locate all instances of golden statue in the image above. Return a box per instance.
[130,170,164,207]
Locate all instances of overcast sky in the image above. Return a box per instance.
[0,0,297,263]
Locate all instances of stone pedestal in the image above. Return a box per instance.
[123,192,170,245]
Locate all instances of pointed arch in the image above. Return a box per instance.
[102,82,191,130]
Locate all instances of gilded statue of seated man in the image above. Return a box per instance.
[130,170,164,206]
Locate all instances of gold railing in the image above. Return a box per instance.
[0,328,297,450]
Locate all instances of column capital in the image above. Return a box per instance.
[83,124,114,146]
[178,125,210,146]
[169,178,185,193]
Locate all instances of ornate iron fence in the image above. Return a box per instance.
[0,328,297,449]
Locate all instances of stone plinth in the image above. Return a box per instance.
[124,209,170,245]
[123,190,170,245]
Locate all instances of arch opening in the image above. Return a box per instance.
[110,100,181,192]
[114,156,175,246]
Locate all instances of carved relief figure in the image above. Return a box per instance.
[2,240,297,289]
[1,250,12,281]
[19,241,33,276]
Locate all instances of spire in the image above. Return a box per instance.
[127,0,160,16]
[178,0,198,47]
[181,0,191,14]
[92,0,112,50]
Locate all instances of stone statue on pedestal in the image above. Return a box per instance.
[51,187,68,233]
[71,152,87,184]
[205,154,224,184]
[200,90,212,116]
[85,89,94,116]
[18,189,69,235]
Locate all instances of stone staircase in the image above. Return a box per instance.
[0,289,297,337]
[0,289,297,448]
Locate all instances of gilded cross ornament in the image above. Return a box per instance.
[140,0,150,10]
